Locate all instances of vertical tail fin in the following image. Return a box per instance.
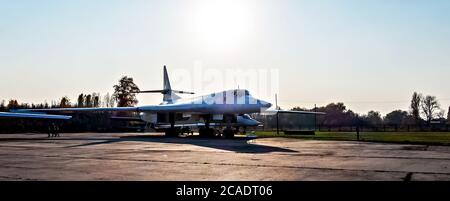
[138,65,194,104]
[163,65,171,91]
[162,65,180,103]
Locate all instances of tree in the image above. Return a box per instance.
[109,95,116,107]
[384,110,408,126]
[85,94,92,108]
[421,95,440,124]
[448,106,450,123]
[365,111,382,127]
[292,106,309,111]
[7,99,19,110]
[93,93,100,108]
[0,100,5,112]
[102,92,116,107]
[77,94,85,107]
[51,100,58,108]
[317,102,348,127]
[59,96,71,108]
[402,114,416,128]
[113,76,140,107]
[19,103,30,109]
[410,92,423,124]
[437,110,445,119]
[103,93,111,107]
[314,102,360,129]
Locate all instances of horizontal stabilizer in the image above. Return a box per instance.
[137,90,166,93]
[171,90,195,95]
[138,89,194,95]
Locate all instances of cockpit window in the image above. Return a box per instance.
[243,114,251,119]
[233,89,249,97]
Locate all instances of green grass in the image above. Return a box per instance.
[254,131,450,146]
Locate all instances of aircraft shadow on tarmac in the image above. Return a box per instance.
[62,135,297,154]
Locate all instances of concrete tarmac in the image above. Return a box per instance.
[0,133,449,181]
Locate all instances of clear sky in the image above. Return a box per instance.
[1,0,449,115]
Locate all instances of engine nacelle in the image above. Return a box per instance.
[139,112,157,123]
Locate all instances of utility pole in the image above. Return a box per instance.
[276,94,279,135]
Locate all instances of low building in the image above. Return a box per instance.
[252,112,317,134]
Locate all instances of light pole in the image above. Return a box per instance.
[276,94,279,135]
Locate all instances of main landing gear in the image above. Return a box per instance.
[222,128,234,139]
[165,127,180,137]
[164,112,179,137]
[222,115,235,139]
[163,114,238,138]
[198,128,217,137]
[199,115,217,137]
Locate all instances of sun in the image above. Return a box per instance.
[192,0,252,48]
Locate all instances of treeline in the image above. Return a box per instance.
[0,76,142,133]
[0,76,139,111]
[0,92,117,112]
[292,92,450,131]
[0,93,121,134]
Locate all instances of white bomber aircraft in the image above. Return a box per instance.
[12,66,323,138]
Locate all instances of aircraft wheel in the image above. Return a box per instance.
[223,129,235,139]
[199,128,206,137]
[165,128,180,137]
[199,128,215,138]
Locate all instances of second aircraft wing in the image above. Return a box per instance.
[262,109,326,115]
[0,112,72,120]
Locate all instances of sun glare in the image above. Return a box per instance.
[192,0,252,48]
